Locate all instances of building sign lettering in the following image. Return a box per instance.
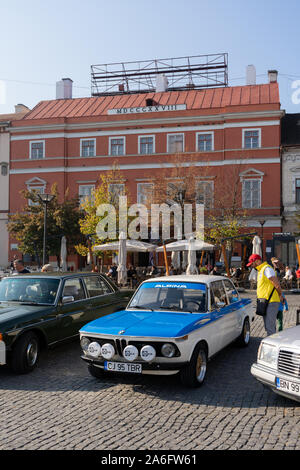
[108,104,187,115]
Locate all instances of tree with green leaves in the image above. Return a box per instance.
[8,184,83,266]
[75,165,131,257]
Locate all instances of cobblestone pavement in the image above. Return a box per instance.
[0,291,300,451]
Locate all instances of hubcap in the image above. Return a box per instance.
[244,322,250,344]
[196,350,207,382]
[26,340,38,367]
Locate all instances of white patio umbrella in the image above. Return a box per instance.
[93,239,156,253]
[156,239,215,252]
[60,236,67,272]
[117,232,127,286]
[252,235,262,257]
[171,250,181,270]
[186,237,199,275]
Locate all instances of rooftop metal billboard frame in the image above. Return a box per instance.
[91,53,228,96]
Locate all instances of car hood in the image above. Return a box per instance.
[0,302,52,329]
[264,325,300,350]
[80,309,213,338]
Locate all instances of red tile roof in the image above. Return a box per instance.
[22,83,280,121]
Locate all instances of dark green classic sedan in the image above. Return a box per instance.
[0,273,132,374]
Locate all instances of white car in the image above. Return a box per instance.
[251,323,300,402]
[80,275,254,387]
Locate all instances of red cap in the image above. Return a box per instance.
[247,254,262,267]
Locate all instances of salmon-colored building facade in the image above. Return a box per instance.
[9,74,283,268]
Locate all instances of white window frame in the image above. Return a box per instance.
[242,178,261,209]
[242,128,261,149]
[27,185,45,206]
[80,138,96,157]
[78,184,95,206]
[196,132,214,152]
[137,182,154,204]
[167,133,184,153]
[109,136,126,156]
[138,135,155,155]
[29,140,45,160]
[108,183,125,204]
[195,180,214,209]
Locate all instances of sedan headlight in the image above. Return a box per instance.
[258,342,278,368]
[161,343,176,358]
[80,336,90,352]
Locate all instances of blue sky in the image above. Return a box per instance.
[1,0,300,114]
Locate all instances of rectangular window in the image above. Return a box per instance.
[242,179,261,208]
[30,141,45,160]
[243,129,260,149]
[79,185,95,206]
[296,179,300,204]
[28,186,45,206]
[197,133,213,151]
[137,183,154,205]
[196,181,214,209]
[109,183,125,204]
[109,137,125,156]
[167,133,184,153]
[139,136,155,154]
[81,139,96,157]
[83,276,112,297]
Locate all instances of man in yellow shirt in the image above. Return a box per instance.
[247,254,283,336]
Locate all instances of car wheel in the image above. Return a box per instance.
[236,318,250,347]
[88,364,105,379]
[180,344,207,388]
[10,331,40,374]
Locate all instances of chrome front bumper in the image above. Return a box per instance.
[251,362,300,402]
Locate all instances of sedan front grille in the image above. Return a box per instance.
[83,336,180,358]
[278,349,300,379]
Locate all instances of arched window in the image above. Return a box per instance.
[1,163,8,176]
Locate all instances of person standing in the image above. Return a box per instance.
[13,259,30,274]
[246,254,283,336]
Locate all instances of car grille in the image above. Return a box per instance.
[278,349,300,379]
[84,336,180,358]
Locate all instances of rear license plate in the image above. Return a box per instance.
[104,361,142,374]
[276,377,300,397]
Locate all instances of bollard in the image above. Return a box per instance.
[297,309,300,326]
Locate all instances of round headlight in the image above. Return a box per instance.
[101,343,115,360]
[123,345,139,362]
[87,341,102,358]
[80,336,90,352]
[161,343,176,358]
[140,345,156,362]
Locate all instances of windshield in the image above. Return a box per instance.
[128,281,207,313]
[0,277,60,305]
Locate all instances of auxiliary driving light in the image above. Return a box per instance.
[123,345,139,362]
[101,343,115,360]
[87,341,102,358]
[140,345,156,362]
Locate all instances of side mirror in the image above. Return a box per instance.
[62,295,74,304]
[216,301,226,309]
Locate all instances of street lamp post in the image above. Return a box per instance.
[259,219,266,259]
[38,193,55,266]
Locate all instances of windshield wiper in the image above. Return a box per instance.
[128,305,153,311]
[158,306,193,313]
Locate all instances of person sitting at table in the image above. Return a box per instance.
[127,265,137,287]
[107,264,117,281]
[149,265,158,276]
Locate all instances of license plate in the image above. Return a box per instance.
[104,361,142,374]
[276,377,300,397]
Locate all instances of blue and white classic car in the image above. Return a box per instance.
[79,275,254,387]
